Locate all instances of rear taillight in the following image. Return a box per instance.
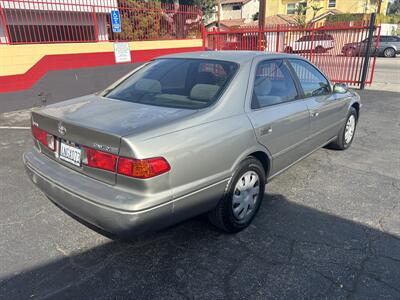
[32,125,55,151]
[117,157,170,179]
[82,147,118,172]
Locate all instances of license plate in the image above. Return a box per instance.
[59,141,82,166]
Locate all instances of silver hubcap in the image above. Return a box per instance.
[385,48,395,57]
[232,171,260,220]
[344,115,356,144]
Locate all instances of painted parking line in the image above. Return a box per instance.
[0,126,30,130]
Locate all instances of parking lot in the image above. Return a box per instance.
[1,58,400,299]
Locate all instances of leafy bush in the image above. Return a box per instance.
[326,13,365,23]
[326,13,400,25]
[117,0,165,40]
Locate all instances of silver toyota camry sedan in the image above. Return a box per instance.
[24,51,360,237]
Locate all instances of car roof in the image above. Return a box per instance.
[157,51,305,64]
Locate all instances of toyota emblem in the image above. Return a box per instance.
[58,122,67,136]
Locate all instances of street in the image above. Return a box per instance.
[0,58,400,299]
[370,57,400,93]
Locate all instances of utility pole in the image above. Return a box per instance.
[259,0,266,28]
[217,0,221,31]
[360,13,376,90]
[376,0,382,14]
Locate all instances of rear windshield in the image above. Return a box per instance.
[105,58,238,109]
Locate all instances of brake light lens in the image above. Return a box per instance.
[83,147,118,172]
[117,157,170,179]
[32,125,55,151]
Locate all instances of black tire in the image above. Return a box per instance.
[208,157,265,233]
[383,47,396,58]
[345,48,356,57]
[285,46,293,53]
[315,46,325,53]
[328,107,358,150]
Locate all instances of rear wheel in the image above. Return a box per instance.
[208,157,265,233]
[315,46,325,53]
[383,47,396,58]
[328,107,358,150]
[285,46,293,53]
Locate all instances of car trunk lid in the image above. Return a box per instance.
[31,94,196,184]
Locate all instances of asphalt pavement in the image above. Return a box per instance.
[0,86,399,299]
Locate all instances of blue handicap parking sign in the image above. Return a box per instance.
[111,10,121,33]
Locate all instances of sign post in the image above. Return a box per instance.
[114,42,131,63]
[111,10,121,33]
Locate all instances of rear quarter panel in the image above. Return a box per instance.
[124,114,261,201]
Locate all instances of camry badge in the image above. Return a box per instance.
[58,122,67,136]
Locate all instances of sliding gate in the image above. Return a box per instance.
[205,18,381,88]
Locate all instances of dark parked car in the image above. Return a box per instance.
[342,35,400,57]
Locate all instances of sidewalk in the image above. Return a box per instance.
[369,57,400,93]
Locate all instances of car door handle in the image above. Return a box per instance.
[260,126,272,136]
[311,111,320,118]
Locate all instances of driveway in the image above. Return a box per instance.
[0,88,399,299]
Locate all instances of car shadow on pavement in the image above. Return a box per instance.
[1,193,400,300]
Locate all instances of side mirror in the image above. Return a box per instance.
[333,83,348,94]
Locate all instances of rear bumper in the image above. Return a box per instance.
[23,149,226,237]
[24,149,174,237]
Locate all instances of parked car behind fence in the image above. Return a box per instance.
[285,34,335,53]
[342,35,400,57]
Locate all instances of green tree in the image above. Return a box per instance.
[387,0,400,15]
[163,0,216,21]
[252,12,259,21]
[309,2,323,22]
[293,0,323,27]
[294,2,307,27]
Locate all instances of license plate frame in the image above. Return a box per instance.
[59,140,82,167]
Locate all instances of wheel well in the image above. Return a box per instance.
[351,102,360,119]
[249,151,270,177]
[285,46,293,53]
[384,46,395,51]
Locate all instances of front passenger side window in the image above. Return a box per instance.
[289,59,331,97]
[252,60,298,109]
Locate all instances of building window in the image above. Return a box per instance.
[232,4,241,10]
[7,25,96,43]
[287,3,296,14]
[298,2,307,14]
[328,0,336,8]
[4,10,97,44]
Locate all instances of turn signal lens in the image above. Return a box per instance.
[32,125,55,151]
[83,147,118,172]
[117,157,170,179]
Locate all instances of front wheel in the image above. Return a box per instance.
[345,48,356,57]
[208,157,265,233]
[328,107,358,150]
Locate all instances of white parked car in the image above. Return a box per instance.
[285,34,335,53]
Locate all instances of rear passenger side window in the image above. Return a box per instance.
[289,59,330,97]
[252,60,298,109]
